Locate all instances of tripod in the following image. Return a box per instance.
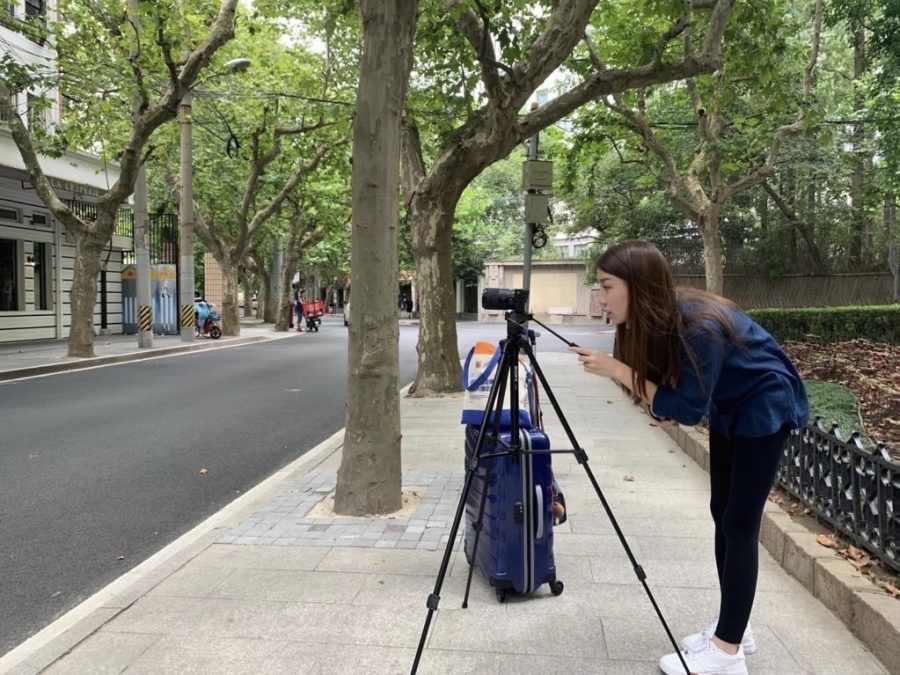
[410,310,690,675]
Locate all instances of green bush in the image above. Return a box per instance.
[803,380,873,449]
[747,305,900,344]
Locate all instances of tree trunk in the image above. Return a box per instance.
[408,192,462,396]
[759,188,769,234]
[334,0,416,516]
[849,23,868,267]
[220,260,241,336]
[257,274,270,321]
[68,233,105,357]
[699,207,725,295]
[242,279,253,318]
[761,182,827,274]
[276,232,300,332]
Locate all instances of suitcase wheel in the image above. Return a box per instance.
[550,580,564,596]
[496,588,509,603]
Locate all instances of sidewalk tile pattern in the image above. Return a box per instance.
[218,470,465,551]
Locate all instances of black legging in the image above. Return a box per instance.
[709,425,790,644]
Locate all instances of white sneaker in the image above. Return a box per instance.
[659,638,747,675]
[681,617,757,655]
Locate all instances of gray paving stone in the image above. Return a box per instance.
[275,602,427,647]
[42,631,162,675]
[775,626,889,674]
[416,541,439,550]
[304,644,415,675]
[191,543,329,570]
[428,604,606,658]
[148,565,235,598]
[211,568,367,604]
[121,635,319,675]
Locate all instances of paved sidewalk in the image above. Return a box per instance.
[0,350,894,674]
[0,319,301,380]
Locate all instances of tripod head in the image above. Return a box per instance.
[504,310,532,342]
[483,287,581,348]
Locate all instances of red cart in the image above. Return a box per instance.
[301,299,324,332]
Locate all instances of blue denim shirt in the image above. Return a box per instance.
[651,301,809,439]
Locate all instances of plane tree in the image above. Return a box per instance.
[0,0,240,356]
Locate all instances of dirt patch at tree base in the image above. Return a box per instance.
[307,487,424,519]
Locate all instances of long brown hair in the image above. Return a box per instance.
[596,241,740,404]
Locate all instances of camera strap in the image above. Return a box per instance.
[461,343,501,391]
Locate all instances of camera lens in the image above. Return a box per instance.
[481,288,528,313]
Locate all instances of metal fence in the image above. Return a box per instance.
[672,273,895,309]
[779,420,899,573]
[120,212,178,266]
[64,199,134,239]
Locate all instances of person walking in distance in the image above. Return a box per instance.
[570,240,808,675]
[294,291,305,332]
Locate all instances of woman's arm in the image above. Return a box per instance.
[569,347,658,405]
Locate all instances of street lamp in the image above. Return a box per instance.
[179,58,251,342]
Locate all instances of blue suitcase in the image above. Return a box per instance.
[463,425,564,601]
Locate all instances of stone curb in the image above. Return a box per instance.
[0,335,268,382]
[663,424,900,674]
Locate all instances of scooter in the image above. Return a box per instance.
[195,303,222,339]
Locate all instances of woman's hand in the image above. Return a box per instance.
[655,417,677,429]
[569,346,625,380]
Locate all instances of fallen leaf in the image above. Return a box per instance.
[881,581,900,598]
[817,534,837,548]
[623,475,635,482]
[199,468,209,475]
[847,557,871,571]
[846,545,866,561]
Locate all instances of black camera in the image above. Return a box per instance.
[482,288,529,314]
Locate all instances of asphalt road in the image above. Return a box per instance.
[0,318,613,654]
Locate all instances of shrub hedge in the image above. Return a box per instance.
[747,305,900,344]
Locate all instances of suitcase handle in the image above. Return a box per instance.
[535,485,544,540]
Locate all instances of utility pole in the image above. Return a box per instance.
[134,164,153,347]
[521,121,553,308]
[179,91,195,342]
[174,59,250,338]
[127,0,153,348]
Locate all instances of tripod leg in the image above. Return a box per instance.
[411,341,513,674]
[521,341,691,675]
[410,470,475,674]
[462,346,515,608]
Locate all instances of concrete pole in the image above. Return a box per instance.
[179,92,195,342]
[134,163,153,347]
[522,132,539,304]
[54,216,64,339]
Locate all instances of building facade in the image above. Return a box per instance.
[479,258,604,324]
[0,0,127,343]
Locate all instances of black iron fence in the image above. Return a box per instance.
[146,213,179,264]
[64,199,134,240]
[779,420,899,573]
[120,212,179,266]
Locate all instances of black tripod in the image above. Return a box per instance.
[410,310,690,675]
